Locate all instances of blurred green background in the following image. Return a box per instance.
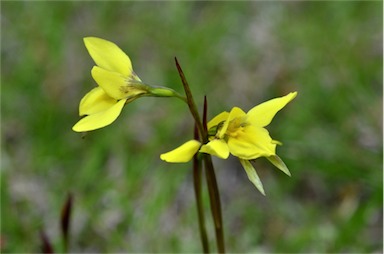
[1,1,382,253]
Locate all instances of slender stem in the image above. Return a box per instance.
[193,124,210,253]
[175,58,225,253]
[204,155,225,253]
[202,96,225,253]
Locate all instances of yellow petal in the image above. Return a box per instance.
[219,107,246,138]
[84,37,133,76]
[228,125,276,160]
[200,139,230,159]
[160,140,201,163]
[239,159,265,195]
[72,99,126,132]
[207,111,229,130]
[91,66,146,100]
[247,92,297,127]
[267,155,291,176]
[79,87,117,116]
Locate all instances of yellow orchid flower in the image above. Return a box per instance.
[73,37,183,132]
[72,37,148,132]
[160,92,297,195]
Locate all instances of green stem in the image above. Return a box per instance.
[144,85,188,103]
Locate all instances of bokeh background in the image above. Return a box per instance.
[1,1,382,253]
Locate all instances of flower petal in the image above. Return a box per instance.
[84,37,133,76]
[200,139,230,159]
[239,159,265,195]
[267,155,291,176]
[79,87,117,116]
[207,111,229,130]
[219,107,246,138]
[228,125,276,160]
[247,92,297,127]
[72,99,127,132]
[160,140,201,163]
[92,66,146,100]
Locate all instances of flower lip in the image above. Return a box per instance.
[218,107,246,138]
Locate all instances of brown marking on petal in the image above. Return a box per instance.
[120,86,132,94]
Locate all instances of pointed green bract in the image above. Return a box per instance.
[239,159,265,195]
[267,155,291,176]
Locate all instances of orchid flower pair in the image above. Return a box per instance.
[73,37,297,195]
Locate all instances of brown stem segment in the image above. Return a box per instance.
[175,58,225,253]
[175,58,205,139]
[193,124,210,253]
[203,97,225,253]
[204,156,225,253]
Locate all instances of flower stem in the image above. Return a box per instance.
[204,155,225,253]
[175,58,225,253]
[202,96,225,253]
[193,124,210,253]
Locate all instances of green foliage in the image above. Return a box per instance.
[2,1,382,252]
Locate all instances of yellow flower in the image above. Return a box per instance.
[73,37,151,132]
[160,92,297,195]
